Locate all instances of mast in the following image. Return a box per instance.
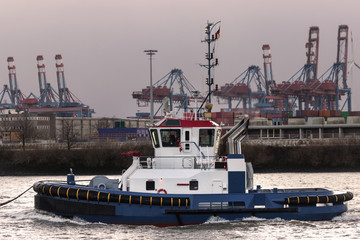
[200,21,220,104]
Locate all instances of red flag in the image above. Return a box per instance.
[215,28,220,39]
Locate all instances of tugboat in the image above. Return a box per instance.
[33,117,353,226]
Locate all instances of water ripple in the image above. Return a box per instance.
[0,173,359,240]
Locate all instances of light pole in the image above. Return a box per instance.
[144,50,157,125]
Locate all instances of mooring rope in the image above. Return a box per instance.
[0,185,33,207]
[0,178,100,208]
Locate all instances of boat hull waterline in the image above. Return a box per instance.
[33,182,352,226]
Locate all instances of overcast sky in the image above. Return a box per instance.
[0,0,359,117]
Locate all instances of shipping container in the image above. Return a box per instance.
[288,118,306,125]
[327,117,345,124]
[349,111,360,116]
[330,110,341,117]
[341,111,349,117]
[346,116,360,124]
[319,110,330,117]
[302,110,319,117]
[260,109,282,114]
[282,111,293,117]
[306,117,324,125]
[340,112,349,122]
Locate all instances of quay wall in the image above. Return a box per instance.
[242,138,360,172]
[1,139,360,175]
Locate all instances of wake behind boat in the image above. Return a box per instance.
[33,117,353,226]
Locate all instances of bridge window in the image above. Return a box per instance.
[150,129,160,148]
[199,129,215,147]
[162,119,180,126]
[185,131,190,141]
[185,131,190,150]
[160,129,181,147]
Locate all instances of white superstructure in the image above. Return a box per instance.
[120,118,251,195]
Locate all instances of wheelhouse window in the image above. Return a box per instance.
[160,129,181,147]
[162,119,181,126]
[185,131,190,141]
[199,129,215,147]
[150,129,160,148]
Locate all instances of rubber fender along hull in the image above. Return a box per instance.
[33,182,190,207]
[285,192,353,205]
[34,193,349,226]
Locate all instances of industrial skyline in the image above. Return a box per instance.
[0,0,359,117]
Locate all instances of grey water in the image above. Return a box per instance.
[1,172,359,240]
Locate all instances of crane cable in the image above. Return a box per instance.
[0,185,33,207]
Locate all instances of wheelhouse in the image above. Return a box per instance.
[148,118,221,159]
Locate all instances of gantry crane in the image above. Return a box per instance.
[0,55,93,117]
[55,54,84,107]
[333,25,351,111]
[271,26,321,112]
[214,65,268,110]
[132,69,203,116]
[37,55,59,106]
[312,25,353,111]
[7,57,25,106]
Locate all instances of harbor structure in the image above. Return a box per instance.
[0,55,93,117]
[133,25,359,124]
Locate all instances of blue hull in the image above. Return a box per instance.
[33,182,351,226]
